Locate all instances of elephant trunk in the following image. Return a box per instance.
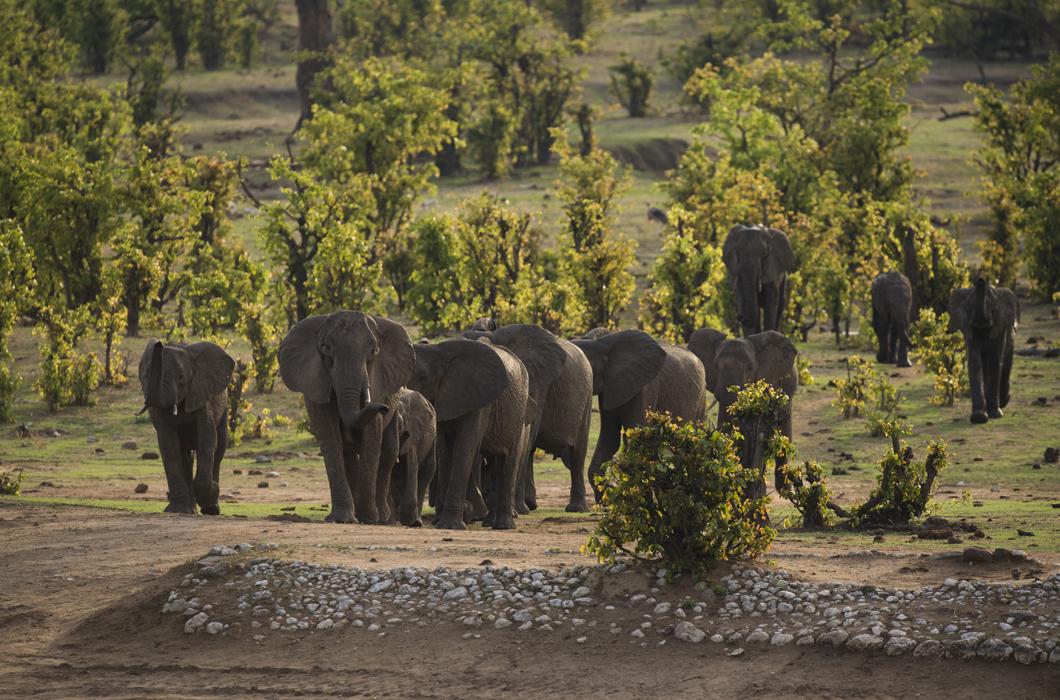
[972,277,990,328]
[736,272,760,334]
[336,372,388,440]
[144,341,165,409]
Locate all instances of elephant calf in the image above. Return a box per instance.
[138,339,235,515]
[871,272,913,367]
[949,277,1019,424]
[388,389,437,527]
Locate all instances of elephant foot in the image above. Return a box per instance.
[164,502,196,515]
[988,407,1004,419]
[491,513,516,530]
[897,360,913,368]
[200,504,221,516]
[324,508,358,524]
[515,500,530,515]
[970,411,989,424]
[434,513,467,530]
[565,499,590,513]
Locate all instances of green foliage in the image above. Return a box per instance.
[796,356,814,386]
[197,0,234,71]
[929,0,1060,60]
[0,221,36,422]
[237,303,279,394]
[852,437,949,527]
[467,102,517,179]
[911,308,967,406]
[777,460,833,528]
[542,0,609,41]
[156,0,196,70]
[970,56,1060,298]
[227,358,251,446]
[585,413,776,578]
[865,372,903,437]
[0,468,23,496]
[70,352,103,407]
[555,141,636,331]
[608,55,652,118]
[95,267,127,386]
[833,356,874,419]
[34,307,97,412]
[727,380,793,500]
[67,0,127,74]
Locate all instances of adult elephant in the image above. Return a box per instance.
[138,339,235,515]
[948,277,1019,424]
[465,323,594,513]
[409,338,530,530]
[687,328,797,491]
[278,311,415,524]
[723,225,796,337]
[871,272,914,368]
[572,329,706,502]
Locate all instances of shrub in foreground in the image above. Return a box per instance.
[852,433,949,527]
[0,468,23,496]
[585,413,775,578]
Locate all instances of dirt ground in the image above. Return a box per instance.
[1,502,1058,699]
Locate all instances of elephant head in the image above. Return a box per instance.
[949,277,1005,339]
[409,339,509,421]
[688,329,796,427]
[572,330,666,410]
[138,340,234,415]
[722,225,795,333]
[278,311,415,437]
[464,324,566,399]
[470,317,497,332]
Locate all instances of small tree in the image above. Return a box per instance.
[833,356,875,419]
[852,434,948,527]
[35,307,98,411]
[196,0,234,71]
[157,0,196,70]
[227,358,252,446]
[237,303,279,394]
[0,222,36,423]
[609,56,652,118]
[96,267,128,386]
[911,308,967,406]
[726,379,793,501]
[585,412,776,579]
[68,0,126,74]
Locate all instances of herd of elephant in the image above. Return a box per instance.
[134,225,1019,529]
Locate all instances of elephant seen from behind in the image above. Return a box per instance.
[572,329,706,502]
[871,272,914,368]
[723,225,796,337]
[278,311,415,524]
[948,277,1018,424]
[138,339,235,515]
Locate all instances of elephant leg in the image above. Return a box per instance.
[306,401,357,523]
[874,311,889,363]
[397,448,420,527]
[896,323,912,368]
[354,417,385,524]
[522,418,542,512]
[193,415,220,514]
[565,402,592,512]
[588,411,622,503]
[436,412,486,530]
[967,345,988,423]
[761,284,781,333]
[416,444,436,526]
[200,418,227,516]
[154,416,195,513]
[467,458,489,523]
[514,451,531,516]
[374,419,400,523]
[999,333,1013,409]
[888,324,900,365]
[984,348,1003,419]
[491,450,518,531]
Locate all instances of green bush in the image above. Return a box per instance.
[608,56,652,118]
[833,356,874,419]
[0,468,23,496]
[865,373,903,437]
[227,359,251,446]
[237,304,279,394]
[34,307,97,412]
[852,437,949,527]
[70,352,102,407]
[777,460,833,528]
[585,413,776,579]
[911,308,967,406]
[727,379,793,500]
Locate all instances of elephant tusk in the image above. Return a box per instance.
[134,404,149,416]
[172,404,178,415]
[364,387,371,404]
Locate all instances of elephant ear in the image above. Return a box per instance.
[435,339,509,421]
[722,225,748,268]
[138,339,163,393]
[278,314,334,404]
[687,328,727,394]
[765,228,796,278]
[947,289,973,333]
[598,330,667,410]
[183,342,235,413]
[748,331,797,388]
[369,315,415,399]
[491,324,566,392]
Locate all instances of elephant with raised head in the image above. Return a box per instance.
[572,329,706,502]
[723,225,796,337]
[138,339,235,515]
[388,388,437,527]
[871,272,913,368]
[687,328,797,490]
[948,277,1019,424]
[409,338,530,530]
[465,323,594,513]
[278,311,415,524]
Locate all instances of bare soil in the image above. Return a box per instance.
[1,502,1058,699]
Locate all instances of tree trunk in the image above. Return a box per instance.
[295,0,335,127]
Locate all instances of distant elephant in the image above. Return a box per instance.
[948,277,1019,424]
[687,328,797,491]
[572,329,706,502]
[723,225,796,337]
[465,323,594,513]
[409,338,530,529]
[871,272,913,367]
[137,339,235,515]
[388,388,437,527]
[278,311,415,524]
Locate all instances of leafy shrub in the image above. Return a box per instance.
[833,356,874,419]
[865,373,903,437]
[852,436,949,527]
[777,460,833,528]
[70,353,102,407]
[796,356,814,386]
[0,468,23,496]
[609,56,652,118]
[911,308,967,406]
[585,413,775,578]
[727,380,793,500]
[247,408,273,440]
[227,359,252,446]
[238,303,279,393]
[34,307,96,412]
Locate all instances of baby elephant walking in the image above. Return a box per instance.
[388,389,437,527]
[138,340,235,515]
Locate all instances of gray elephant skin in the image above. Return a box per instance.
[871,272,913,367]
[573,329,706,502]
[388,388,437,527]
[465,323,594,513]
[687,328,797,491]
[138,339,235,515]
[948,277,1019,424]
[409,338,530,530]
[723,225,796,337]
[278,311,415,524]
